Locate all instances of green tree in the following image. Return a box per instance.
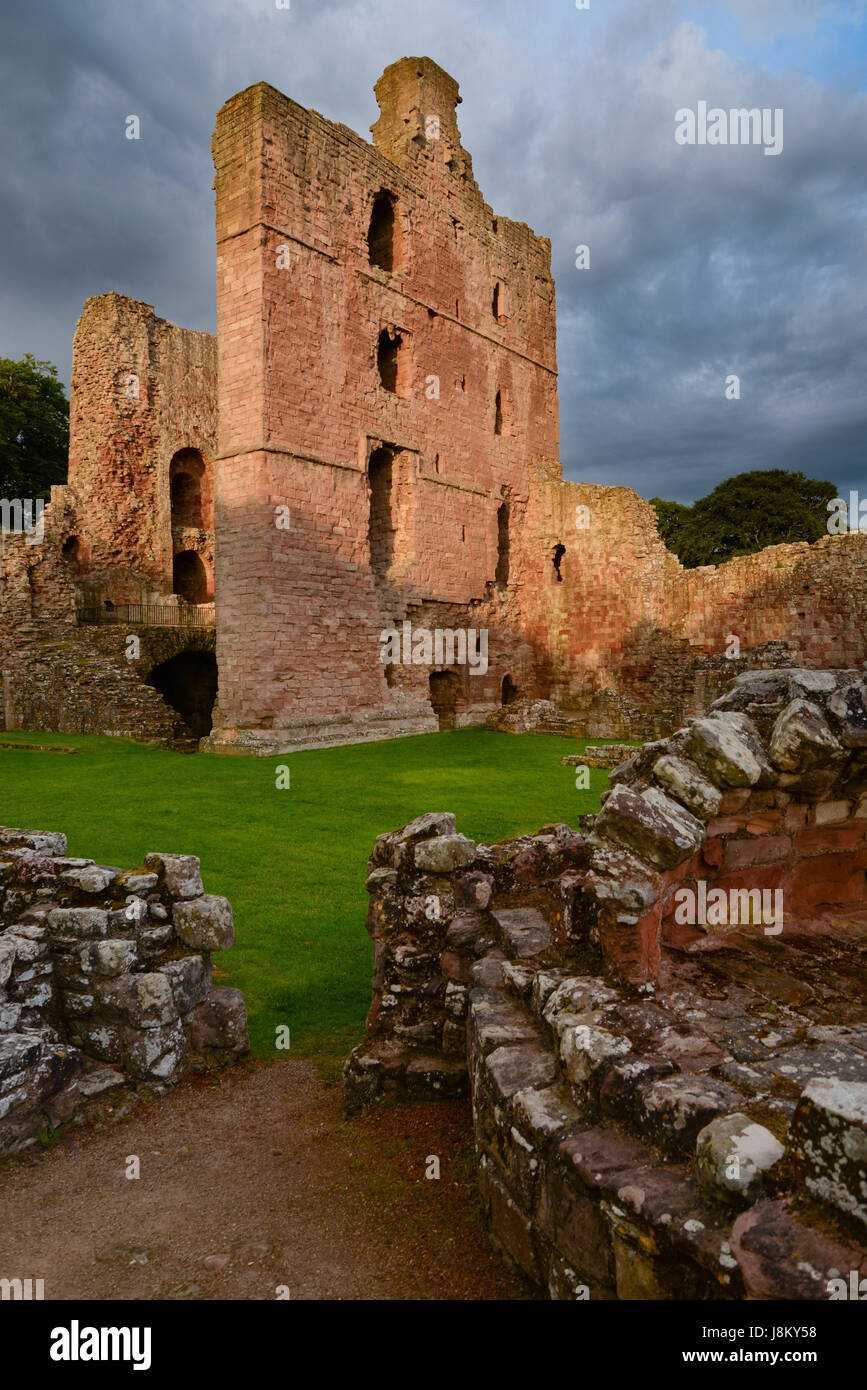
[650,496,691,552]
[0,354,69,500]
[653,470,838,568]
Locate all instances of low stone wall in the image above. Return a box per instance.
[345,666,867,1297]
[0,826,247,1153]
[591,664,867,983]
[1,625,214,745]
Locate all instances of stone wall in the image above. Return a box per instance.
[0,826,247,1154]
[2,625,216,744]
[344,668,867,1297]
[67,293,217,595]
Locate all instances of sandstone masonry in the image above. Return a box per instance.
[345,667,867,1297]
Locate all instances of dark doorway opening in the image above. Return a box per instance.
[173,550,209,604]
[368,447,395,581]
[147,650,218,740]
[501,674,518,706]
[429,670,462,731]
[368,191,397,271]
[552,543,566,583]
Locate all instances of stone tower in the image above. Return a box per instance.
[208,57,559,752]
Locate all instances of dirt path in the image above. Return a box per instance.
[0,1060,534,1301]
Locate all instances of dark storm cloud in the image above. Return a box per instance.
[0,0,864,503]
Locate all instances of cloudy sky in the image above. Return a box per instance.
[1,0,865,502]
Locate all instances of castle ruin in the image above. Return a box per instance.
[2,57,866,750]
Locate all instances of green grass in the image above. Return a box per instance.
[0,728,614,1075]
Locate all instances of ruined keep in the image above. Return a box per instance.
[2,57,867,750]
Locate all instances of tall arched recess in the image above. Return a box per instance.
[173,550,210,604]
[169,448,213,530]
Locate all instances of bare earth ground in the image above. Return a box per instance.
[0,1059,535,1301]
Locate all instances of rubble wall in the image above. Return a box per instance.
[344,668,867,1297]
[0,826,247,1154]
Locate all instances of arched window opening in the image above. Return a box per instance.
[494,390,504,436]
[169,447,211,529]
[552,543,566,584]
[377,329,403,393]
[368,447,395,581]
[173,550,209,604]
[501,675,518,706]
[496,502,510,587]
[368,191,398,272]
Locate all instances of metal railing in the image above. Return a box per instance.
[77,603,215,628]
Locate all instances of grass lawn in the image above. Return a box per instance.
[0,728,614,1078]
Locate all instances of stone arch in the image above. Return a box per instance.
[501,674,518,706]
[146,648,218,740]
[173,550,209,604]
[169,448,212,529]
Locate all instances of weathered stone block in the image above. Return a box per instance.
[490,907,551,959]
[639,1074,741,1156]
[652,754,722,819]
[79,939,137,977]
[98,972,178,1028]
[413,834,477,873]
[158,955,211,1014]
[769,699,842,773]
[696,1113,785,1204]
[46,907,109,940]
[144,852,204,900]
[123,1021,187,1082]
[185,986,249,1055]
[686,717,763,788]
[594,784,704,871]
[485,1042,558,1101]
[172,894,235,951]
[789,1078,867,1229]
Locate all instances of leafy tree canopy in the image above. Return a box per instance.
[0,354,69,500]
[651,469,839,568]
